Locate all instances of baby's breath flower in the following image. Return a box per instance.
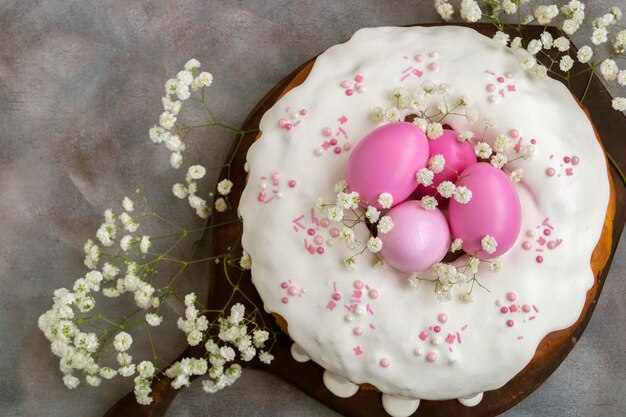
[559,55,574,72]
[377,192,393,209]
[435,0,454,21]
[170,152,183,169]
[510,168,524,183]
[522,145,535,160]
[453,186,472,204]
[340,227,357,246]
[366,236,383,253]
[377,216,394,234]
[465,107,478,123]
[428,154,446,174]
[172,183,188,199]
[326,205,344,222]
[591,28,608,45]
[334,179,348,193]
[474,142,492,159]
[214,197,228,213]
[493,31,509,47]
[519,52,537,70]
[577,45,593,63]
[527,39,542,55]
[258,351,274,364]
[139,236,151,254]
[344,257,357,270]
[460,0,482,22]
[534,5,559,25]
[459,292,473,303]
[184,58,201,72]
[421,196,438,211]
[217,179,233,196]
[416,168,435,186]
[618,71,626,87]
[553,37,570,52]
[240,251,251,270]
[365,205,380,223]
[436,181,456,198]
[188,165,206,180]
[502,0,516,14]
[457,131,473,142]
[451,238,463,252]
[540,31,553,49]
[493,135,510,153]
[481,235,498,254]
[489,258,503,272]
[612,97,626,111]
[510,37,523,50]
[145,313,163,327]
[426,122,444,140]
[490,152,508,169]
[531,64,548,79]
[63,374,80,389]
[159,112,176,130]
[113,332,133,352]
[385,107,401,122]
[562,19,579,35]
[371,107,385,123]
[600,59,619,81]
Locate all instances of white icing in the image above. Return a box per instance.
[381,394,421,417]
[322,371,359,398]
[458,392,484,407]
[290,342,311,363]
[240,26,609,402]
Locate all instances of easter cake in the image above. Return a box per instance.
[238,26,614,416]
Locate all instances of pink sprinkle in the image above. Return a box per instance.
[338,127,348,138]
[334,147,342,154]
[506,292,517,302]
[327,301,336,311]
[461,325,468,331]
[536,248,544,252]
[281,282,288,289]
[287,180,296,188]
[402,66,413,74]
[314,235,324,245]
[353,290,363,299]
[508,85,517,92]
[353,327,363,336]
[546,168,556,177]
[341,80,350,88]
[563,156,571,163]
[354,280,364,290]
[354,346,362,356]
[485,70,496,75]
[509,304,518,313]
[307,228,315,236]
[366,304,374,315]
[330,228,339,238]
[310,208,320,226]
[446,334,456,344]
[293,120,301,127]
[316,247,324,254]
[547,241,556,250]
[449,347,453,352]
[517,336,524,340]
[354,74,364,83]
[400,73,410,82]
[345,89,353,96]
[370,323,376,330]
[305,242,316,254]
[278,118,288,127]
[506,320,514,327]
[322,127,332,136]
[536,256,544,263]
[533,304,539,313]
[438,313,448,323]
[338,116,348,124]
[288,286,298,296]
[320,218,330,228]
[321,141,330,150]
[529,316,536,320]
[433,326,441,333]
[413,69,423,77]
[343,142,352,151]
[499,88,505,97]
[543,218,554,229]
[456,332,462,344]
[332,292,341,301]
[572,156,580,165]
[299,109,307,116]
[329,138,338,146]
[522,241,532,250]
[415,55,424,62]
[257,191,266,202]
[544,229,551,236]
[281,297,288,304]
[497,76,505,83]
[522,304,531,313]
[505,72,513,78]
[285,123,292,130]
[428,62,439,71]
[368,289,379,299]
[501,306,509,314]
[426,352,437,363]
[419,331,429,341]
[380,357,390,368]
[486,83,496,92]
[566,168,573,176]
[537,236,546,246]
[271,173,280,181]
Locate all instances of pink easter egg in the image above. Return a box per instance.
[448,163,521,259]
[416,129,477,203]
[346,122,429,208]
[379,200,450,273]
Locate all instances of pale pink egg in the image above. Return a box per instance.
[416,129,476,203]
[379,200,450,273]
[448,163,521,259]
[345,122,429,208]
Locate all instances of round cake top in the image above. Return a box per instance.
[239,26,610,401]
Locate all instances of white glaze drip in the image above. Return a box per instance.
[290,342,311,363]
[322,371,359,398]
[381,394,420,417]
[458,392,484,407]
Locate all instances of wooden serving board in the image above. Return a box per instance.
[103,23,626,417]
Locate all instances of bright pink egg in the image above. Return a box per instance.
[379,200,450,273]
[448,163,521,259]
[345,122,429,208]
[417,129,476,203]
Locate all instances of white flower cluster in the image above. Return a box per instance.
[415,155,473,210]
[166,302,272,395]
[371,82,476,128]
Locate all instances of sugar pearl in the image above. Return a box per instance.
[281,297,288,304]
[526,230,536,238]
[488,95,497,103]
[438,313,448,323]
[314,147,324,156]
[287,286,298,296]
[546,168,556,177]
[522,241,532,250]
[506,292,517,302]
[486,83,496,92]
[380,357,391,368]
[413,348,423,356]
[320,218,330,228]
[314,236,324,245]
[332,293,341,301]
[353,327,363,336]
[288,180,296,188]
[428,62,439,71]
[415,55,424,62]
[522,304,531,313]
[572,156,580,165]
[426,352,437,362]
[344,315,353,322]
[431,338,440,346]
[341,81,351,88]
[509,129,520,138]
[322,127,332,136]
[506,319,514,327]
[354,280,364,290]
[368,289,379,299]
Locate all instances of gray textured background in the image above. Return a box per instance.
[1,1,625,416]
